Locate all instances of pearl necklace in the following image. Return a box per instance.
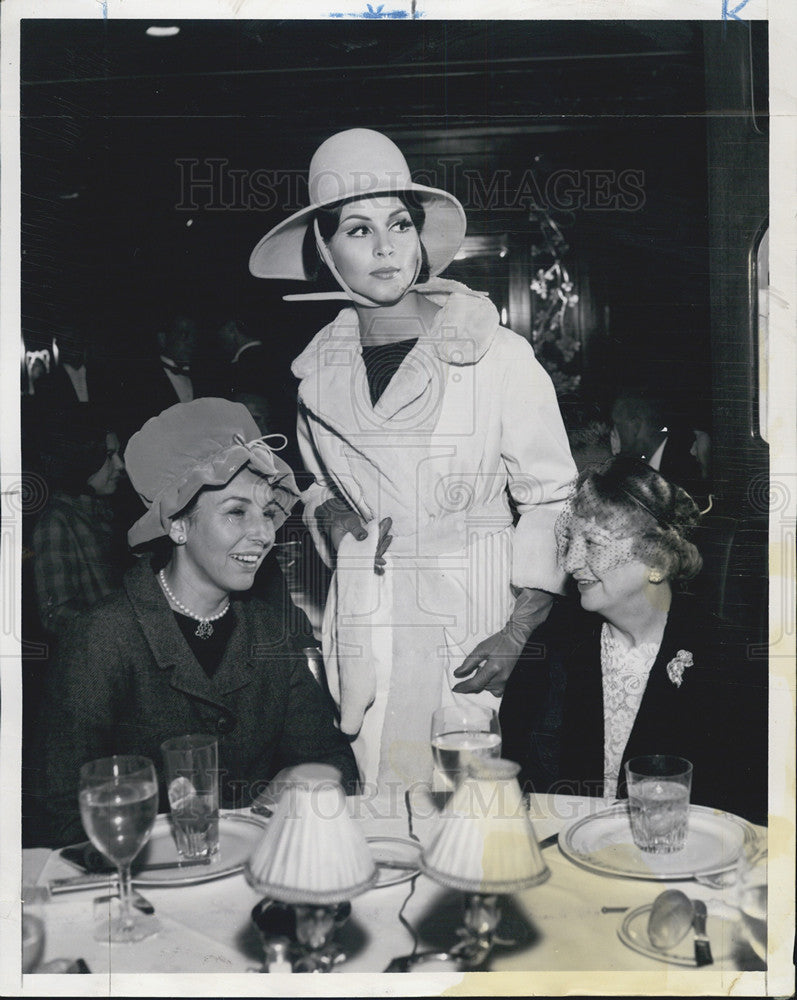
[158,570,230,639]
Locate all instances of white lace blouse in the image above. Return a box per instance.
[600,622,662,799]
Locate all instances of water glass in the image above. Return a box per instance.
[160,734,220,860]
[431,705,502,789]
[625,755,692,854]
[79,755,160,942]
[737,848,767,964]
[21,912,46,973]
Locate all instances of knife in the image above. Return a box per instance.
[537,832,559,851]
[48,857,212,894]
[692,899,713,966]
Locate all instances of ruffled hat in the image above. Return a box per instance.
[249,128,466,282]
[125,398,300,548]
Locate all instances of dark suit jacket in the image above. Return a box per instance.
[31,360,128,421]
[33,364,93,408]
[659,426,707,502]
[228,342,271,397]
[501,594,767,824]
[33,557,358,846]
[114,361,189,438]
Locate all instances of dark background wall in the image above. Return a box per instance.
[17,21,772,835]
[20,18,768,505]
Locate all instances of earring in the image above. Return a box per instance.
[648,568,664,584]
[177,534,186,544]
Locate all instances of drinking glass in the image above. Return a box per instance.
[160,734,219,860]
[21,913,45,973]
[625,755,692,854]
[737,848,767,964]
[431,705,502,788]
[78,755,160,942]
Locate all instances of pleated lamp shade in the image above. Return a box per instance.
[421,758,550,894]
[245,764,377,904]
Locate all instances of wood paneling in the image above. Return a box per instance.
[703,22,769,516]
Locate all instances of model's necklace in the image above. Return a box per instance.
[158,569,230,639]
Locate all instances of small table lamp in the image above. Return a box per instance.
[246,764,377,971]
[419,757,550,968]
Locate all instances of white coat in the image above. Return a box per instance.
[292,279,577,789]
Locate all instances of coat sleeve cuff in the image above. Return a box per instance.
[512,509,568,594]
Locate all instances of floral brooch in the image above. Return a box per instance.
[666,649,694,688]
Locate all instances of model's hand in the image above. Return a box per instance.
[315,502,393,574]
[452,630,525,698]
[315,498,367,552]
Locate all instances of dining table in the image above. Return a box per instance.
[20,789,769,991]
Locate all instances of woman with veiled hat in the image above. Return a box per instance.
[499,457,767,824]
[250,129,576,789]
[34,398,358,847]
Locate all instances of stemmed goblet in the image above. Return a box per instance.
[431,705,502,791]
[78,755,161,942]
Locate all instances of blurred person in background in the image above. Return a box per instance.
[610,387,709,501]
[32,325,94,407]
[115,314,200,442]
[215,317,268,397]
[558,400,613,473]
[31,409,129,639]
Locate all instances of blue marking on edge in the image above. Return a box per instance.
[722,0,752,22]
[327,4,414,17]
[98,0,108,18]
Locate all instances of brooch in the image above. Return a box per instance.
[666,649,694,688]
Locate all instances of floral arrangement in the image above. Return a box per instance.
[528,210,581,397]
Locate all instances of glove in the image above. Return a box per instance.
[452,588,554,697]
[314,498,392,575]
[315,497,367,552]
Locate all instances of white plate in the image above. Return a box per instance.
[618,903,737,967]
[367,836,422,887]
[559,804,755,881]
[132,813,266,886]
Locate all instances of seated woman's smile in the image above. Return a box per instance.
[166,467,282,611]
[558,516,664,620]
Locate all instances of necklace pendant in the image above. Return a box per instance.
[195,620,214,639]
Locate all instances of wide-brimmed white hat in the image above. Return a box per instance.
[249,128,466,281]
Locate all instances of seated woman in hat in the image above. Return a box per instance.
[499,457,767,824]
[249,129,576,788]
[34,398,358,847]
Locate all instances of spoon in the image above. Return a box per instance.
[647,889,694,950]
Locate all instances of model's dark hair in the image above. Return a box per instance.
[301,191,431,285]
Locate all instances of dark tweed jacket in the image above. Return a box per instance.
[34,557,358,846]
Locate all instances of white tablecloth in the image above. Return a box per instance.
[22,792,767,982]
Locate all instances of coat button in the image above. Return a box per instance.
[216,715,234,734]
